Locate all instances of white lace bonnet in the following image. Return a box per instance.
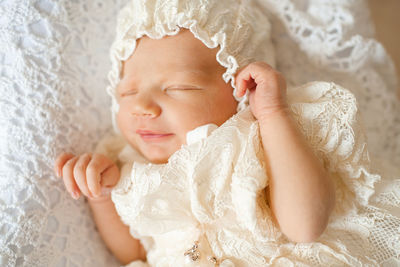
[107,0,275,133]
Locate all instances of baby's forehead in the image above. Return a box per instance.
[122,48,223,81]
[126,31,222,66]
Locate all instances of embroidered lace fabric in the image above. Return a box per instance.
[99,82,400,266]
[1,0,400,267]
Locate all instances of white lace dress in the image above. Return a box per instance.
[95,81,400,267]
[2,1,400,266]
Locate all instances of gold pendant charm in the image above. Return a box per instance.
[207,255,218,264]
[184,239,221,265]
[184,241,201,262]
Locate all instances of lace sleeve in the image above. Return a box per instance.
[287,81,381,215]
[229,112,283,242]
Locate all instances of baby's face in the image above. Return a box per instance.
[116,29,238,164]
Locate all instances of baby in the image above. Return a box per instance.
[53,0,400,266]
[55,28,334,263]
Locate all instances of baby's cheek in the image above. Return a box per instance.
[116,108,132,133]
[116,110,123,128]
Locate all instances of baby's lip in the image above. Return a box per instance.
[136,129,175,143]
[136,129,173,135]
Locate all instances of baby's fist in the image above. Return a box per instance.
[235,61,288,121]
[54,153,120,200]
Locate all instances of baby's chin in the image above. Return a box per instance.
[125,135,182,164]
[140,147,176,164]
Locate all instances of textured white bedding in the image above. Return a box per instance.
[0,0,399,266]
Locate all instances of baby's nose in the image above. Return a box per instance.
[130,94,161,118]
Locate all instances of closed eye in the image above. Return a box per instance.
[120,90,137,97]
[165,86,203,91]
[167,88,202,91]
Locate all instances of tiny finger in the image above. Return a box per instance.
[62,156,80,199]
[101,164,120,189]
[236,79,245,98]
[54,152,74,177]
[235,66,255,98]
[87,154,115,197]
[73,153,93,198]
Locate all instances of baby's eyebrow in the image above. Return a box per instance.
[170,68,213,79]
[174,69,208,75]
[119,67,211,90]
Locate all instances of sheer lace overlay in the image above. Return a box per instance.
[1,0,400,267]
[99,82,400,266]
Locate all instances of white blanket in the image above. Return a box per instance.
[1,1,399,266]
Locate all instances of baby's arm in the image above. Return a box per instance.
[88,195,147,264]
[54,153,146,264]
[235,62,336,243]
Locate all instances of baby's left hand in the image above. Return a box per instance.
[235,62,288,121]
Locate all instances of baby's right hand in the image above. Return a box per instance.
[54,153,120,200]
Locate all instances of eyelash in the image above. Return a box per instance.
[166,87,203,91]
[120,91,137,97]
[120,87,201,97]
[166,88,196,91]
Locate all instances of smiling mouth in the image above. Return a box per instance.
[136,130,174,142]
